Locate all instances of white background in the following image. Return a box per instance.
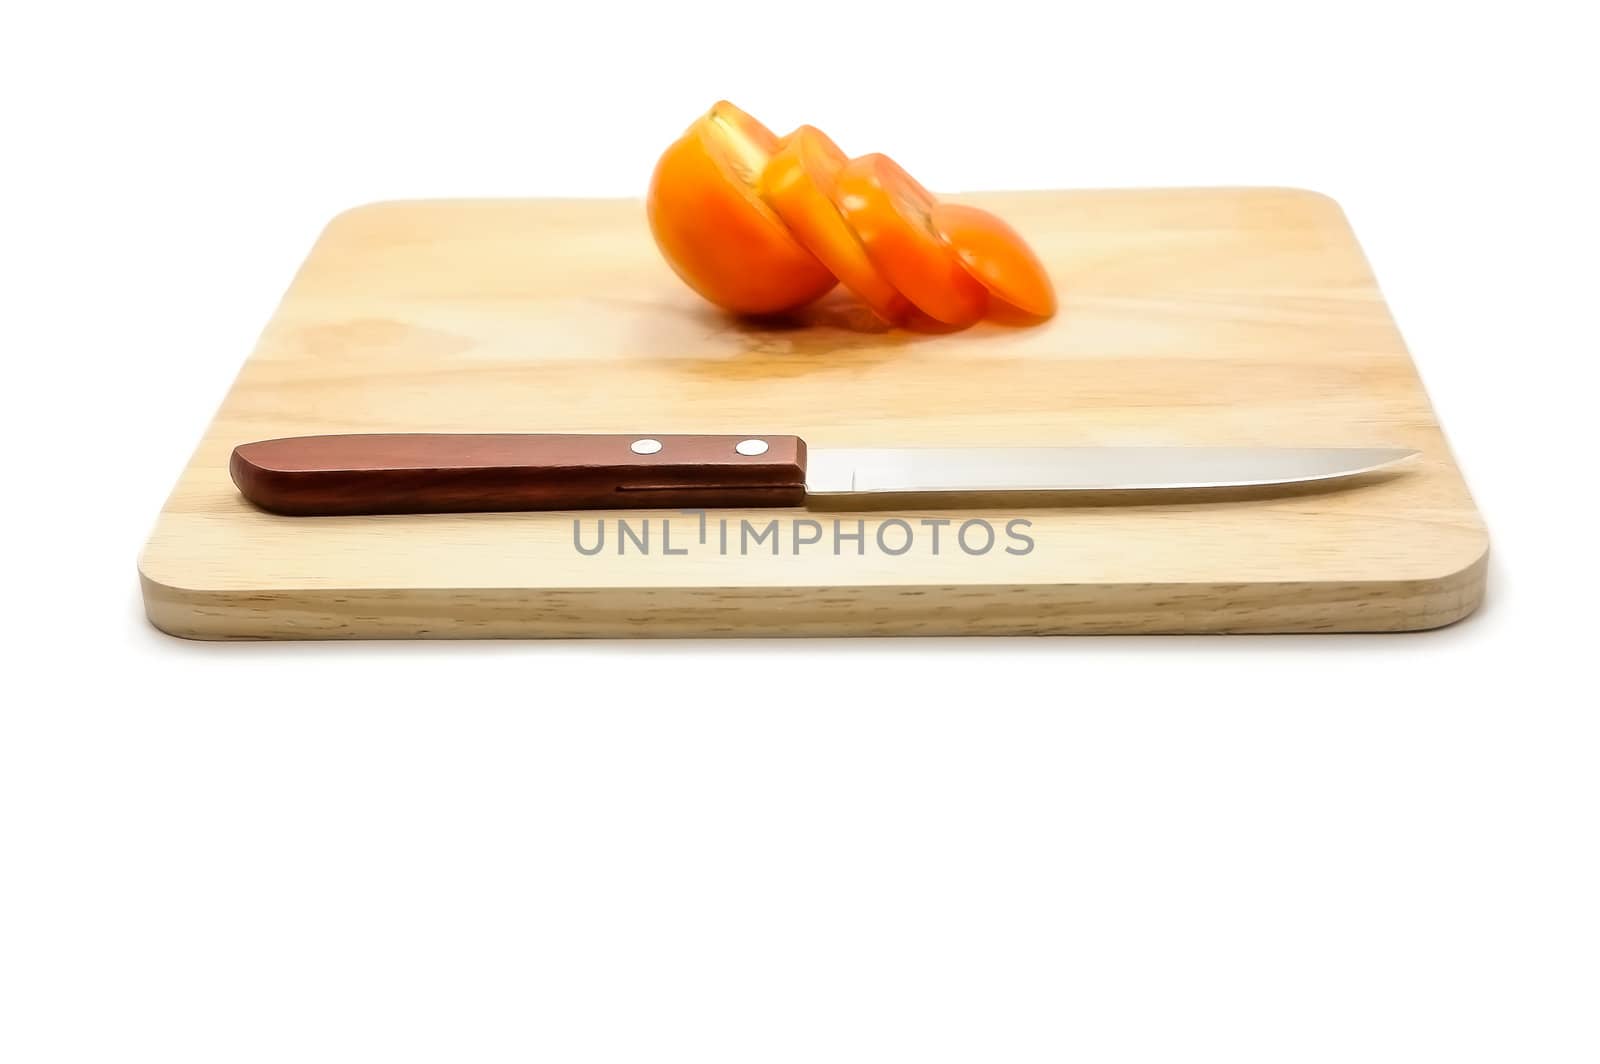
[3,2,1597,1060]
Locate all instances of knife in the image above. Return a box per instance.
[228,433,1417,515]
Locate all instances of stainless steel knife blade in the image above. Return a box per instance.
[803,446,1417,502]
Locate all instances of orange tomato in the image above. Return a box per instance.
[930,203,1056,319]
[646,101,836,315]
[758,126,911,324]
[829,153,988,326]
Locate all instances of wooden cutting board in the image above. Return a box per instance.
[138,188,1488,638]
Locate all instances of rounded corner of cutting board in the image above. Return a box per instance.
[137,557,224,641]
[1258,185,1347,211]
[314,198,427,244]
[1387,530,1491,633]
[137,537,278,641]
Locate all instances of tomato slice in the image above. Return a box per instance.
[646,101,836,315]
[930,203,1056,319]
[758,127,911,324]
[829,153,988,326]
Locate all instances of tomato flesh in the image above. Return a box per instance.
[759,127,911,324]
[830,154,988,326]
[646,101,835,315]
[931,202,1056,318]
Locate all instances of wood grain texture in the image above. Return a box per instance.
[138,188,1489,639]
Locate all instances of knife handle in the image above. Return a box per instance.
[230,433,809,515]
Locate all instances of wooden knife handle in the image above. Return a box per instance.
[230,433,809,515]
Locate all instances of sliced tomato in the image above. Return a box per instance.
[829,153,988,327]
[758,127,911,324]
[646,101,836,315]
[930,203,1056,319]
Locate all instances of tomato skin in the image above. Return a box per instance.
[647,102,836,315]
[759,127,912,325]
[931,203,1056,318]
[830,154,988,326]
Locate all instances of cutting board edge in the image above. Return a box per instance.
[139,546,1486,640]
